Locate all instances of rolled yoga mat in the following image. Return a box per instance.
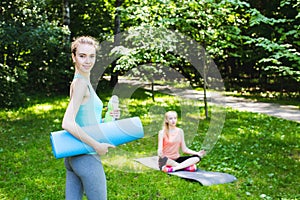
[50,117,144,159]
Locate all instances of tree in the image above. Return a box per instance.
[117,0,299,95]
[110,0,123,87]
[0,0,70,107]
[244,0,300,94]
[1,0,299,109]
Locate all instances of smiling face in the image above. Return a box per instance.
[72,43,96,74]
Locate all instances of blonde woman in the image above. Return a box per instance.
[62,36,115,199]
[157,111,206,173]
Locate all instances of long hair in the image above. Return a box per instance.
[162,111,177,138]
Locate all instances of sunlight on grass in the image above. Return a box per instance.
[0,99,68,121]
[28,104,55,114]
[1,92,299,199]
[26,101,68,115]
[102,148,154,173]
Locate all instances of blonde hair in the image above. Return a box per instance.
[71,36,99,55]
[162,111,177,138]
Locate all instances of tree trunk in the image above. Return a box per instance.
[151,79,155,102]
[62,0,70,43]
[202,44,209,120]
[110,0,122,87]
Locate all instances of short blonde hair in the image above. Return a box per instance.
[71,36,99,55]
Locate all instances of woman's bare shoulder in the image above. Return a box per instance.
[71,78,88,92]
[71,77,88,87]
[69,79,88,102]
[177,127,184,133]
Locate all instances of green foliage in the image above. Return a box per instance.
[0,63,27,108]
[1,0,299,109]
[0,89,299,199]
[68,0,115,39]
[0,0,72,101]
[118,0,299,93]
[118,0,250,86]
[246,2,300,83]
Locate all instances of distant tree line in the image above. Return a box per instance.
[0,0,299,108]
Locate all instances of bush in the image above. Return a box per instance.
[0,63,27,108]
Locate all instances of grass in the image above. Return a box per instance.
[224,90,300,108]
[0,86,299,200]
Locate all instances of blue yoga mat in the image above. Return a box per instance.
[50,117,144,159]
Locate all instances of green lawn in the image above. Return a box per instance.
[0,89,299,200]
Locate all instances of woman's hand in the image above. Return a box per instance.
[93,142,115,156]
[197,149,206,158]
[157,149,163,157]
[109,109,120,120]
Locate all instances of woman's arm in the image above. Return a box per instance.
[180,129,201,156]
[157,130,164,157]
[62,79,114,155]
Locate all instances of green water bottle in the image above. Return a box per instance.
[104,95,119,122]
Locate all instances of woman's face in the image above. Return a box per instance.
[166,113,177,127]
[72,43,96,74]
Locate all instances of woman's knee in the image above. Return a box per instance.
[192,156,201,163]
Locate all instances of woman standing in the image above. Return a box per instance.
[62,36,115,200]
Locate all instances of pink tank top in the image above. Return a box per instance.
[162,130,182,159]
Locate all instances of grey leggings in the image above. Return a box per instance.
[64,154,107,200]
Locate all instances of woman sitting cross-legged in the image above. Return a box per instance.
[157,111,206,173]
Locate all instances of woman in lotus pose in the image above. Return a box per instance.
[157,111,206,173]
[62,36,116,200]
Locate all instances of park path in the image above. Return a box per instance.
[117,77,300,123]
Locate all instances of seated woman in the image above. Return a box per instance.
[157,111,206,173]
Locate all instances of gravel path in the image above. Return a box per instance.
[117,77,300,123]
